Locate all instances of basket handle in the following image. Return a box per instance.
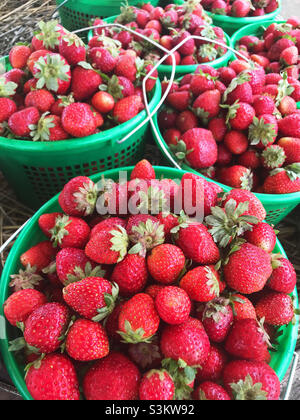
[283,351,299,400]
[0,220,30,256]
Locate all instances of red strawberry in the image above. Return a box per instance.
[192,89,221,122]
[25,354,80,401]
[65,319,109,362]
[58,33,86,66]
[193,382,231,400]
[8,107,40,137]
[61,103,97,137]
[224,243,273,294]
[139,369,175,400]
[224,131,249,155]
[113,95,142,123]
[0,98,17,123]
[238,149,261,170]
[231,0,251,17]
[225,102,255,131]
[71,65,102,102]
[244,220,276,251]
[277,137,300,164]
[255,291,297,326]
[111,254,148,296]
[24,89,55,113]
[160,317,210,366]
[33,53,71,95]
[278,113,300,138]
[83,352,141,400]
[145,284,165,300]
[29,113,69,142]
[263,165,300,194]
[217,165,253,190]
[167,91,190,112]
[20,240,57,272]
[225,318,271,362]
[115,54,137,82]
[63,276,118,320]
[268,255,297,294]
[196,345,228,383]
[208,117,227,142]
[228,293,256,320]
[155,286,191,325]
[4,289,47,327]
[180,266,224,303]
[59,176,97,217]
[9,45,32,69]
[198,297,234,343]
[253,95,275,116]
[47,214,90,249]
[225,73,253,105]
[89,47,118,74]
[147,244,186,285]
[23,302,70,353]
[91,217,127,237]
[118,293,160,343]
[223,360,280,400]
[91,91,115,114]
[130,159,155,180]
[85,225,128,264]
[221,189,267,222]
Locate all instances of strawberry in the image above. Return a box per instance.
[263,164,300,194]
[130,159,155,180]
[255,291,297,326]
[147,244,185,285]
[198,297,233,343]
[238,149,261,170]
[224,73,253,105]
[118,293,160,343]
[91,217,127,237]
[4,289,47,327]
[0,98,17,123]
[223,243,273,294]
[111,254,148,296]
[126,215,165,256]
[217,165,253,190]
[194,382,231,400]
[180,266,224,303]
[278,113,300,138]
[155,286,191,325]
[47,214,90,249]
[50,93,74,116]
[225,318,271,362]
[20,240,57,272]
[33,53,71,95]
[221,189,267,222]
[278,96,297,116]
[228,293,256,320]
[145,284,165,300]
[65,319,109,362]
[139,369,175,400]
[249,114,278,149]
[192,89,221,123]
[71,65,102,102]
[224,101,255,131]
[253,95,275,116]
[113,95,142,123]
[9,45,32,69]
[160,317,211,366]
[63,277,118,321]
[115,54,137,82]
[175,223,220,265]
[29,113,69,142]
[58,33,86,66]
[244,222,277,253]
[167,91,190,112]
[208,117,227,142]
[59,176,98,217]
[91,91,115,114]
[280,46,298,66]
[190,72,216,96]
[268,255,297,294]
[231,0,251,17]
[23,302,70,353]
[196,345,228,383]
[277,137,300,164]
[61,103,97,138]
[24,89,55,113]
[83,352,141,400]
[224,131,249,155]
[25,354,80,401]
[86,224,128,264]
[32,20,66,51]
[8,107,40,137]
[223,360,280,400]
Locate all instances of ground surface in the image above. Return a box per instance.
[0,0,299,401]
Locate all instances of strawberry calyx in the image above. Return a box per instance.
[61,32,85,48]
[9,265,43,291]
[271,253,284,269]
[29,112,56,142]
[162,357,197,401]
[221,100,240,127]
[249,116,277,148]
[109,225,129,263]
[128,219,165,257]
[49,214,72,247]
[35,20,62,50]
[261,145,286,169]
[169,140,194,165]
[270,163,300,182]
[0,76,18,98]
[9,322,41,356]
[34,54,70,92]
[275,72,294,107]
[92,282,120,322]
[223,72,251,103]
[57,93,75,108]
[117,320,154,344]
[65,262,106,285]
[204,266,221,297]
[137,185,168,214]
[230,374,268,400]
[73,179,98,216]
[116,2,137,24]
[170,210,190,235]
[200,296,230,323]
[198,43,218,61]
[106,74,125,100]
[205,199,259,248]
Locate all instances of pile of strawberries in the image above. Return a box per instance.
[90,0,228,68]
[202,0,280,17]
[158,58,300,194]
[4,159,298,400]
[0,19,158,142]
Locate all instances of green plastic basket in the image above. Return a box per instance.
[0,56,161,210]
[56,0,160,33]
[205,0,282,36]
[152,114,300,226]
[0,165,298,400]
[88,19,232,79]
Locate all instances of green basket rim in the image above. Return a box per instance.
[88,17,233,75]
[0,58,161,153]
[206,0,281,24]
[153,113,300,203]
[0,165,298,399]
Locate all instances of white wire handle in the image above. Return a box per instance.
[283,352,299,400]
